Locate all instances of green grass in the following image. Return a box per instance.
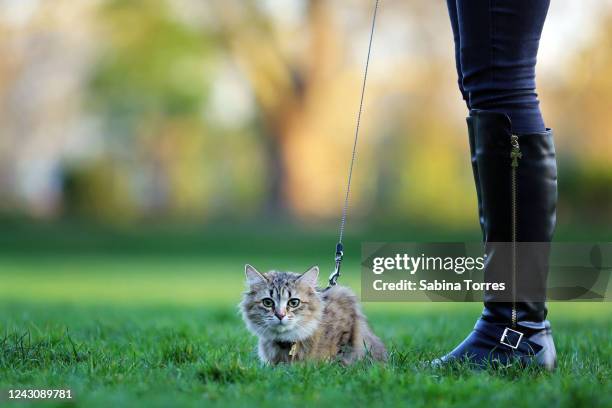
[0,254,610,408]
[1,302,610,408]
[0,222,610,407]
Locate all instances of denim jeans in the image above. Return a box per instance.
[446,0,550,134]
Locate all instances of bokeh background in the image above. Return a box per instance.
[2,4,611,406]
[0,0,611,305]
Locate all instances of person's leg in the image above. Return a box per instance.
[458,0,554,325]
[445,0,469,107]
[437,0,557,369]
[457,0,550,134]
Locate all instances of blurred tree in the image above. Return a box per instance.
[89,0,212,130]
[543,11,612,224]
[212,0,474,223]
[212,0,334,216]
[83,0,217,219]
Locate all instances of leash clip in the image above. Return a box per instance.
[327,243,344,287]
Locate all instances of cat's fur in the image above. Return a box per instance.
[240,264,386,365]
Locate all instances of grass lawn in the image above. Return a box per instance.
[1,252,610,408]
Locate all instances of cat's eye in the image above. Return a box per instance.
[261,298,274,308]
[287,298,301,308]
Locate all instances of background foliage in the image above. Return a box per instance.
[0,0,610,228]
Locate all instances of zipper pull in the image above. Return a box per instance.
[510,135,522,168]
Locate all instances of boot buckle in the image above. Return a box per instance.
[500,327,524,349]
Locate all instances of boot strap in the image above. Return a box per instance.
[474,319,543,355]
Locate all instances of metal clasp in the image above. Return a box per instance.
[500,327,524,349]
[327,243,344,287]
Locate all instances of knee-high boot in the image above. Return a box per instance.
[436,110,557,370]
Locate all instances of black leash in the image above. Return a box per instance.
[327,0,380,289]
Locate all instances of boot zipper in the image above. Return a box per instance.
[510,135,522,328]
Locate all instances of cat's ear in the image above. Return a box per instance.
[298,266,319,287]
[245,264,267,286]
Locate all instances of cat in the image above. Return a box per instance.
[240,264,387,365]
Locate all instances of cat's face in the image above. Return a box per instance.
[240,265,323,342]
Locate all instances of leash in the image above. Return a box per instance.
[327,0,380,289]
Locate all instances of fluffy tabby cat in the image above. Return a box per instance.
[240,264,386,364]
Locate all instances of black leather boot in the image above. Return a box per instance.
[466,115,485,240]
[435,110,558,370]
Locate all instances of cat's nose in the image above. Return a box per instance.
[274,310,286,320]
